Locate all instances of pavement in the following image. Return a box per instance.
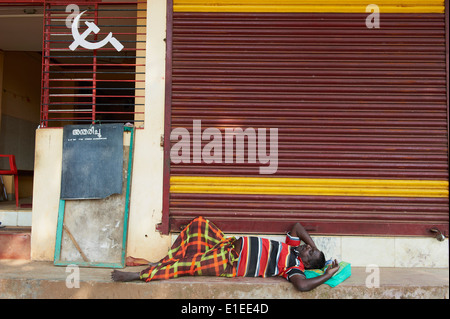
[0,259,448,299]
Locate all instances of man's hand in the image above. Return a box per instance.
[290,259,341,292]
[325,259,340,277]
[290,222,317,249]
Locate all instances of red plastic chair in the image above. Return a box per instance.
[0,154,19,207]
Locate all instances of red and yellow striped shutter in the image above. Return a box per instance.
[162,0,449,237]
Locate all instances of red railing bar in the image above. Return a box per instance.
[47,5,146,8]
[0,3,44,6]
[47,25,146,29]
[46,111,94,113]
[48,15,146,18]
[44,103,144,105]
[72,16,147,19]
[39,126,145,130]
[46,32,146,35]
[49,79,144,82]
[47,42,145,45]
[45,118,91,120]
[49,79,94,81]
[96,111,144,114]
[44,101,93,104]
[95,95,145,98]
[96,79,145,82]
[44,118,143,122]
[47,18,144,22]
[47,111,144,114]
[49,94,93,97]
[46,86,144,89]
[47,48,145,51]
[45,2,144,5]
[47,90,143,93]
[44,55,145,58]
[47,39,145,42]
[49,63,145,67]
[40,3,51,128]
[47,104,144,110]
[92,3,99,124]
[45,71,145,74]
[44,118,93,121]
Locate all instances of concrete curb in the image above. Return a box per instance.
[0,260,448,299]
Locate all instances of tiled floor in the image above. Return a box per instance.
[0,199,32,227]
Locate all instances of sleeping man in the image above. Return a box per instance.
[111,216,340,292]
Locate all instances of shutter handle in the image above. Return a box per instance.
[429,228,445,242]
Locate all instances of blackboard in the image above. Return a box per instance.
[57,146,130,266]
[54,126,135,268]
[60,124,123,200]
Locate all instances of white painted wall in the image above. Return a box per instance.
[125,0,171,261]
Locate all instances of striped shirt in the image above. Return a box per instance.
[236,233,305,281]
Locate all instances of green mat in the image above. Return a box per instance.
[304,261,351,287]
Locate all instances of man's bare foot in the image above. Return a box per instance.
[111,270,141,282]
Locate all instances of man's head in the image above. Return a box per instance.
[297,244,326,269]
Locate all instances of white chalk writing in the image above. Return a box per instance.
[72,127,102,139]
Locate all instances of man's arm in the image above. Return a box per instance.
[290,222,316,249]
[289,260,340,292]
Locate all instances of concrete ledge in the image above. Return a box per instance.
[0,260,448,299]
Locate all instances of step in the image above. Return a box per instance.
[0,227,31,260]
[0,260,448,299]
[0,205,32,227]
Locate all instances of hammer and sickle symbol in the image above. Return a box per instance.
[69,11,124,52]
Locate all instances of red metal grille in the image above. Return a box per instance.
[40,0,146,127]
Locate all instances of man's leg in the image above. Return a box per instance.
[163,216,225,261]
[111,270,141,282]
[139,216,225,281]
[111,216,228,282]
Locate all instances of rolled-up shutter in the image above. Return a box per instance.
[161,0,449,237]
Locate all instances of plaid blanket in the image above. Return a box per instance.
[139,216,239,282]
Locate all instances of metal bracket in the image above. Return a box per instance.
[429,228,445,242]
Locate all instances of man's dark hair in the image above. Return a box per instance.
[308,251,326,269]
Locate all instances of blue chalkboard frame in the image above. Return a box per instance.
[54,126,134,268]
